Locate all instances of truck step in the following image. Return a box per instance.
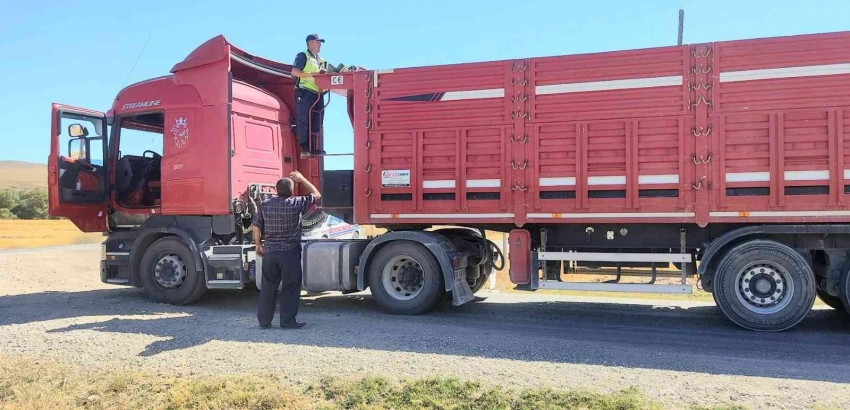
[206,280,243,289]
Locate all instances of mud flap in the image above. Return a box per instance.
[450,267,475,306]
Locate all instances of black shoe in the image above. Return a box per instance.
[280,321,306,329]
[259,324,272,329]
[311,149,327,156]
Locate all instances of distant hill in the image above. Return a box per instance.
[0,161,47,190]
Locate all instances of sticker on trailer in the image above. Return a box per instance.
[331,75,344,85]
[381,170,411,187]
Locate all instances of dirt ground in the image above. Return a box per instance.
[2,245,850,410]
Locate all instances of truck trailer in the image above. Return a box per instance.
[49,31,850,332]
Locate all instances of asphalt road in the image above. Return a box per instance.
[1,245,849,409]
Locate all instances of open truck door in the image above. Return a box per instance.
[48,104,109,232]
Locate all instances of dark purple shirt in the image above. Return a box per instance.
[252,194,316,252]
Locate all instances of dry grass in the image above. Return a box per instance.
[0,161,46,190]
[0,355,738,410]
[0,220,101,250]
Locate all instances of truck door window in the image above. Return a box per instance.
[60,115,105,165]
[56,113,107,202]
[115,113,164,208]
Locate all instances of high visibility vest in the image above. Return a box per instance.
[298,50,326,93]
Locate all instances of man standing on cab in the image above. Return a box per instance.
[291,34,329,159]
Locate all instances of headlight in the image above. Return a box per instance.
[101,244,107,261]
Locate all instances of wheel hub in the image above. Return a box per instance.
[155,254,187,290]
[736,262,792,313]
[383,256,425,301]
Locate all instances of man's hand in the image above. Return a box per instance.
[255,243,264,256]
[289,170,306,183]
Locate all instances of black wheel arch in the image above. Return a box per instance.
[698,224,850,290]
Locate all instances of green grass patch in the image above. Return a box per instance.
[0,355,745,410]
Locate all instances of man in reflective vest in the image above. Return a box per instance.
[292,34,329,159]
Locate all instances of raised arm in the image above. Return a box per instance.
[290,170,321,201]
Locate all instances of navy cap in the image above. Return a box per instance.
[306,34,325,43]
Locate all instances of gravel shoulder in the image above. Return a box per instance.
[1,246,850,410]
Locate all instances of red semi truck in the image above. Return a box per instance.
[49,31,850,331]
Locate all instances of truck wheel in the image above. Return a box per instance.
[713,240,815,331]
[470,261,492,293]
[368,241,445,314]
[841,267,850,314]
[140,237,207,305]
[816,286,845,312]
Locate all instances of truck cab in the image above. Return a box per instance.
[48,36,359,301]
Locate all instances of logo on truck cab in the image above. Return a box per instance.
[170,117,189,148]
[121,100,161,110]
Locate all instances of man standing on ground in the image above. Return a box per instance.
[252,170,322,329]
[291,34,329,159]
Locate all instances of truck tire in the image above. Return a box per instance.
[712,240,815,332]
[841,267,850,315]
[470,261,492,293]
[816,287,845,312]
[139,237,207,305]
[368,241,445,314]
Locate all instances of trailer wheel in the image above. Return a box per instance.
[816,287,845,312]
[713,240,815,331]
[841,267,850,314]
[368,241,445,314]
[139,237,206,305]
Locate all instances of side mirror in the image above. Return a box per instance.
[68,137,87,160]
[68,123,89,138]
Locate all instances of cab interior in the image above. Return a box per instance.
[113,113,163,208]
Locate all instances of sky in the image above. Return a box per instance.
[1,0,848,170]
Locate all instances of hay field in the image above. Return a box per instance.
[0,220,102,250]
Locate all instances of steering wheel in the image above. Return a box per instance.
[143,150,161,160]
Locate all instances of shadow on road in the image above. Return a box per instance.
[2,287,849,383]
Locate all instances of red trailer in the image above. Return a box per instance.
[49,31,850,331]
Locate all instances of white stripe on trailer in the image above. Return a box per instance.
[720,63,850,83]
[527,212,695,219]
[726,172,770,182]
[538,251,692,263]
[373,69,395,87]
[588,175,626,185]
[466,179,501,188]
[537,282,692,294]
[542,175,678,186]
[710,210,850,218]
[422,180,456,189]
[441,88,505,101]
[540,177,576,186]
[638,174,679,184]
[371,213,515,219]
[784,170,829,181]
[725,170,831,182]
[536,75,683,95]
